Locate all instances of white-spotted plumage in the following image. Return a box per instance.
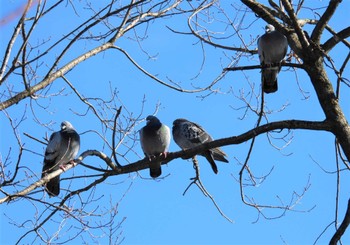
[172,118,228,174]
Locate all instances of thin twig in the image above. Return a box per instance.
[112,106,123,167]
[183,157,233,223]
[23,132,47,145]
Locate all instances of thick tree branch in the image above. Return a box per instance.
[224,62,303,72]
[322,26,350,53]
[280,0,309,49]
[126,119,332,172]
[0,42,114,111]
[241,0,290,33]
[0,0,182,111]
[303,58,350,163]
[311,0,342,43]
[330,199,350,245]
[0,119,331,204]
[0,150,120,204]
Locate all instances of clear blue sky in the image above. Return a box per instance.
[1,1,350,244]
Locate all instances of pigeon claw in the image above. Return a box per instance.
[147,155,157,162]
[59,164,67,172]
[160,152,168,159]
[70,159,79,167]
[60,160,76,171]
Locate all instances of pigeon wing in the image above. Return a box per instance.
[184,121,213,144]
[258,31,287,64]
[44,132,62,166]
[140,117,171,178]
[42,124,80,197]
[258,29,288,93]
[42,131,62,197]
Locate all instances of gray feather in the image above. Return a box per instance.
[140,116,171,178]
[258,24,288,93]
[172,118,228,174]
[42,121,80,196]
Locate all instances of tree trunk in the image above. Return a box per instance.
[304,57,350,161]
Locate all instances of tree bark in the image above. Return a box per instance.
[330,199,350,245]
[304,58,350,162]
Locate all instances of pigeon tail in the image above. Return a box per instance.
[263,78,278,93]
[211,147,229,163]
[149,163,162,178]
[150,168,162,178]
[262,68,279,93]
[212,151,229,163]
[203,151,218,174]
[45,175,60,196]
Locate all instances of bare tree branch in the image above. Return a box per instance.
[0,118,331,204]
[322,26,350,53]
[0,42,114,111]
[280,0,309,49]
[183,157,233,223]
[1,1,349,243]
[330,199,350,245]
[241,0,290,32]
[224,62,304,72]
[311,0,342,43]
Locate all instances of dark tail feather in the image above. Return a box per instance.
[213,152,228,162]
[149,162,162,178]
[42,160,60,197]
[212,151,229,163]
[262,68,279,93]
[45,175,60,197]
[263,77,278,93]
[203,151,218,174]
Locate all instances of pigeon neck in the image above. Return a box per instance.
[147,122,162,130]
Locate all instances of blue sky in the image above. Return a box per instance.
[1,1,350,244]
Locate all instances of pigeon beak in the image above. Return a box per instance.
[61,124,66,130]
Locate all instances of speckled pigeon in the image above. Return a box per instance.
[258,24,288,93]
[140,115,171,178]
[42,121,80,196]
[172,118,228,174]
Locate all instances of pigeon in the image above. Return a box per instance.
[140,115,171,178]
[42,121,80,196]
[257,24,288,93]
[172,118,228,174]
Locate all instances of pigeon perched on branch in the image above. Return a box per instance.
[42,121,80,196]
[140,116,171,178]
[258,24,288,93]
[172,118,228,174]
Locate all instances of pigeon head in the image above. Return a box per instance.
[173,118,188,126]
[265,24,275,33]
[146,115,161,125]
[61,121,74,131]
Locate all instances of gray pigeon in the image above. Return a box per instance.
[258,24,288,93]
[140,115,171,178]
[42,121,80,196]
[172,118,228,174]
